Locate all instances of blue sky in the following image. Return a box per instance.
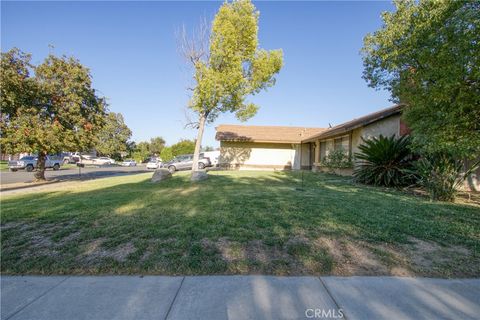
[1,1,394,147]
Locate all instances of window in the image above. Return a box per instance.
[320,141,327,161]
[334,138,342,151]
[334,136,349,152]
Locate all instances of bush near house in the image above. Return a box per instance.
[320,149,353,170]
[354,135,415,188]
[413,154,480,202]
[353,135,478,202]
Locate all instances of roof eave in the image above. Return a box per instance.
[302,105,404,142]
[218,138,302,144]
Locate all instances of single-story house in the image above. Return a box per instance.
[303,104,408,174]
[216,104,479,190]
[215,125,325,170]
[216,104,407,171]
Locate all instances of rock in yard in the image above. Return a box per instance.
[191,170,208,182]
[151,168,172,182]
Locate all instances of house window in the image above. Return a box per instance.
[334,136,349,152]
[334,138,343,151]
[320,141,327,161]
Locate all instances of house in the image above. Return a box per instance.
[303,104,408,174]
[215,125,325,170]
[216,105,407,172]
[216,104,479,190]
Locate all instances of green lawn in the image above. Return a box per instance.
[1,171,479,277]
[0,160,8,171]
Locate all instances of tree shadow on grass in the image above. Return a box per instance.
[1,171,479,276]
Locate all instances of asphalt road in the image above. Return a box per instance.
[0,165,151,185]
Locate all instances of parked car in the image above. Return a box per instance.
[202,150,220,167]
[8,156,61,172]
[62,152,81,164]
[93,157,116,165]
[121,159,137,167]
[163,153,211,173]
[146,159,162,170]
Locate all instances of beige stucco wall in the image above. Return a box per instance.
[219,141,295,170]
[351,115,401,156]
[219,141,312,170]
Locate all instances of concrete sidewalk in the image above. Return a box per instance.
[1,276,479,320]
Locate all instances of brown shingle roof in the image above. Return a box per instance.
[216,124,326,144]
[302,104,405,142]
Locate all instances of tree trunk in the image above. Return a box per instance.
[34,151,47,181]
[191,114,206,174]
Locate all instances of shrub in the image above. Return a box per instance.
[320,149,353,169]
[354,135,415,187]
[413,154,479,202]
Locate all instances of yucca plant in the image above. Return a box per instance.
[354,135,415,187]
[414,154,479,202]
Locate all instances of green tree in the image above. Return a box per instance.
[180,0,283,178]
[170,139,195,157]
[149,136,166,156]
[96,112,132,157]
[361,0,480,158]
[131,141,150,163]
[0,48,107,180]
[160,146,174,162]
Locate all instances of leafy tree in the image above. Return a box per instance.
[131,141,150,163]
[170,139,195,157]
[124,140,136,158]
[180,0,283,178]
[149,136,166,156]
[160,146,174,162]
[96,112,132,157]
[361,0,480,159]
[0,48,107,180]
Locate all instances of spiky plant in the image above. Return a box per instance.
[414,154,479,202]
[354,135,415,187]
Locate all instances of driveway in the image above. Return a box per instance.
[0,165,150,186]
[1,276,479,320]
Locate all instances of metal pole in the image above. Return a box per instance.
[297,142,305,191]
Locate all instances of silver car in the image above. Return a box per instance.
[8,156,61,172]
[163,154,211,173]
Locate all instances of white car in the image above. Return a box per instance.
[146,159,162,169]
[94,157,116,165]
[121,159,137,167]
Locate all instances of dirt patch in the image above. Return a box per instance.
[212,237,317,274]
[215,237,246,263]
[110,242,136,262]
[314,237,412,276]
[405,237,471,271]
[19,233,60,259]
[245,240,289,265]
[82,239,137,263]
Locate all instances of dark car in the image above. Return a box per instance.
[163,153,211,173]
